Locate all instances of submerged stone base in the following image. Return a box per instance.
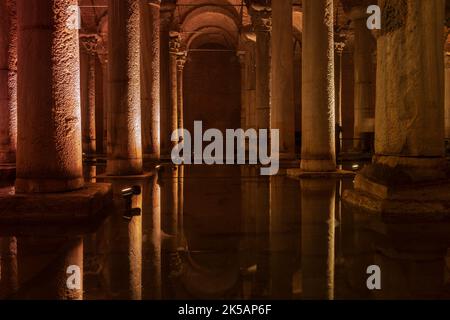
[286,168,356,179]
[343,170,450,221]
[0,183,113,227]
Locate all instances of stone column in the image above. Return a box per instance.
[301,0,336,172]
[334,42,345,155]
[445,53,450,139]
[176,51,187,142]
[0,0,17,164]
[250,5,272,131]
[141,0,161,160]
[168,32,180,156]
[107,0,143,176]
[80,35,100,157]
[98,52,109,156]
[160,4,175,159]
[237,51,247,130]
[372,0,445,177]
[350,6,376,152]
[271,0,295,160]
[15,0,84,193]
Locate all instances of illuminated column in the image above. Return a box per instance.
[250,4,272,131]
[350,6,376,152]
[141,0,161,160]
[176,51,187,144]
[0,0,17,164]
[334,42,345,155]
[168,32,180,155]
[160,4,175,159]
[98,52,110,156]
[80,35,99,156]
[301,0,336,172]
[271,0,295,160]
[301,179,336,300]
[107,0,143,176]
[15,0,84,193]
[372,0,445,173]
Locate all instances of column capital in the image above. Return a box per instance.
[236,51,246,66]
[148,0,161,6]
[334,42,346,55]
[249,4,272,32]
[79,34,101,56]
[169,31,181,54]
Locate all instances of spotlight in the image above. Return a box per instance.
[352,164,360,171]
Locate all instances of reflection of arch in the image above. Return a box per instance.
[181,5,240,49]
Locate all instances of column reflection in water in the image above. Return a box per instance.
[301,179,336,300]
[160,164,179,299]
[102,177,144,300]
[15,236,83,300]
[270,175,300,299]
[142,174,162,299]
[0,237,19,298]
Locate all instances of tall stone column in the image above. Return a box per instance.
[271,0,295,160]
[237,52,247,130]
[15,0,84,193]
[168,32,180,154]
[98,52,109,156]
[107,0,143,176]
[160,4,175,159]
[80,35,100,157]
[445,52,450,139]
[334,42,345,155]
[141,0,161,160]
[0,0,17,164]
[250,4,272,131]
[349,5,376,152]
[177,51,187,140]
[301,0,336,172]
[344,1,449,215]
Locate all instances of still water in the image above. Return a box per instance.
[1,164,450,300]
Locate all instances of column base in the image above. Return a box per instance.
[343,158,450,220]
[300,159,337,172]
[0,164,15,182]
[0,149,15,164]
[106,158,143,176]
[0,183,113,230]
[15,177,85,193]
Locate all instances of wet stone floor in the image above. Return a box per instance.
[1,164,450,300]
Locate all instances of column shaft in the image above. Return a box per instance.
[107,0,143,175]
[301,0,336,172]
[0,0,17,164]
[445,54,450,139]
[16,0,84,193]
[351,7,376,152]
[168,33,179,153]
[374,0,445,170]
[271,0,295,159]
[177,52,186,136]
[141,0,161,160]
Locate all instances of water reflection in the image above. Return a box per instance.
[2,164,450,299]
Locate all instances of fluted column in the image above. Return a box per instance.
[250,5,272,131]
[350,6,376,152]
[107,0,143,176]
[141,0,161,160]
[80,35,99,157]
[271,0,295,159]
[160,4,175,159]
[0,0,17,164]
[15,0,84,193]
[301,0,336,172]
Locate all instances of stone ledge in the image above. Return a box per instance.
[343,182,450,222]
[0,164,15,181]
[0,183,113,227]
[286,168,356,179]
